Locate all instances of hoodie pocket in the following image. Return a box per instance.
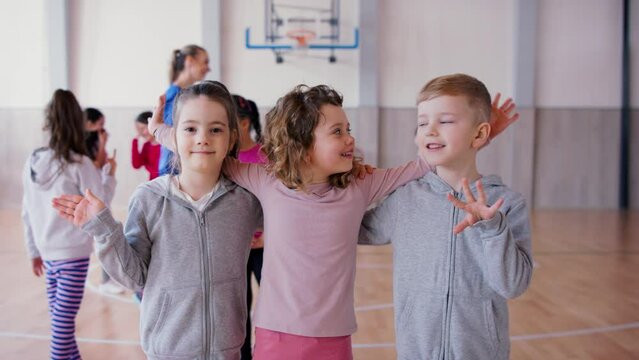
[212,277,246,352]
[449,298,499,359]
[396,295,445,360]
[149,285,204,357]
[483,300,499,353]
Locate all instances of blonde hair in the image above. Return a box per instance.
[262,84,358,190]
[169,81,239,173]
[417,73,492,123]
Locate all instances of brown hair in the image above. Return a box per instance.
[169,44,206,83]
[262,84,358,190]
[417,73,492,123]
[44,89,87,163]
[169,81,239,173]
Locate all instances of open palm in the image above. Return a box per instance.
[447,178,504,234]
[52,189,106,227]
[489,93,519,140]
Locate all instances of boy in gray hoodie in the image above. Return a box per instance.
[359,74,533,360]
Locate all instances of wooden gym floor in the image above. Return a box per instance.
[1,208,638,359]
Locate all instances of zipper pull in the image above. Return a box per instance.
[200,216,205,226]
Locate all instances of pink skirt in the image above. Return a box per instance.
[253,327,353,360]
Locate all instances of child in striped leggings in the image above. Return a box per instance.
[22,89,115,359]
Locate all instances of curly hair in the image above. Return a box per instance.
[262,84,359,190]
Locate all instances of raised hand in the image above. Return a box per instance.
[447,178,504,235]
[52,189,106,227]
[488,93,519,140]
[148,94,166,138]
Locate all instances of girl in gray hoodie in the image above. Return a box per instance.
[22,89,116,360]
[53,81,262,360]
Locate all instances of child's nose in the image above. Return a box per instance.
[196,134,209,145]
[346,133,355,144]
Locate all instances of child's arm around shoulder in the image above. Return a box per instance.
[363,157,432,205]
[358,190,401,246]
[222,157,267,197]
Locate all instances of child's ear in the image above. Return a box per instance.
[239,118,250,131]
[472,122,491,149]
[184,55,194,68]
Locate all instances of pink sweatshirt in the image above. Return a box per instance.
[224,160,430,337]
[155,124,431,336]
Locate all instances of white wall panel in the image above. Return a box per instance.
[0,1,47,107]
[536,0,623,108]
[378,0,515,107]
[68,0,203,107]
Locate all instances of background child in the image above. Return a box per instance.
[53,81,262,359]
[158,44,210,176]
[359,73,533,360]
[22,89,116,360]
[84,107,107,168]
[233,94,266,360]
[131,111,160,180]
[151,84,515,359]
[84,107,122,295]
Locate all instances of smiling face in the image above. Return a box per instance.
[415,95,486,168]
[175,96,234,175]
[305,104,355,183]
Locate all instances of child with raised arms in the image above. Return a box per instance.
[359,74,532,360]
[53,81,262,359]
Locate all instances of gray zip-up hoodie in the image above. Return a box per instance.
[21,147,115,260]
[359,172,533,360]
[82,175,262,360]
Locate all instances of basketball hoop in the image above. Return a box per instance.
[285,29,316,48]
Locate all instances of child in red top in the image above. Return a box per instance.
[132,111,161,180]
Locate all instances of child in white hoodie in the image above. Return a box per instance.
[21,89,116,360]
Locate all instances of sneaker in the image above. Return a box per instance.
[99,281,125,295]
